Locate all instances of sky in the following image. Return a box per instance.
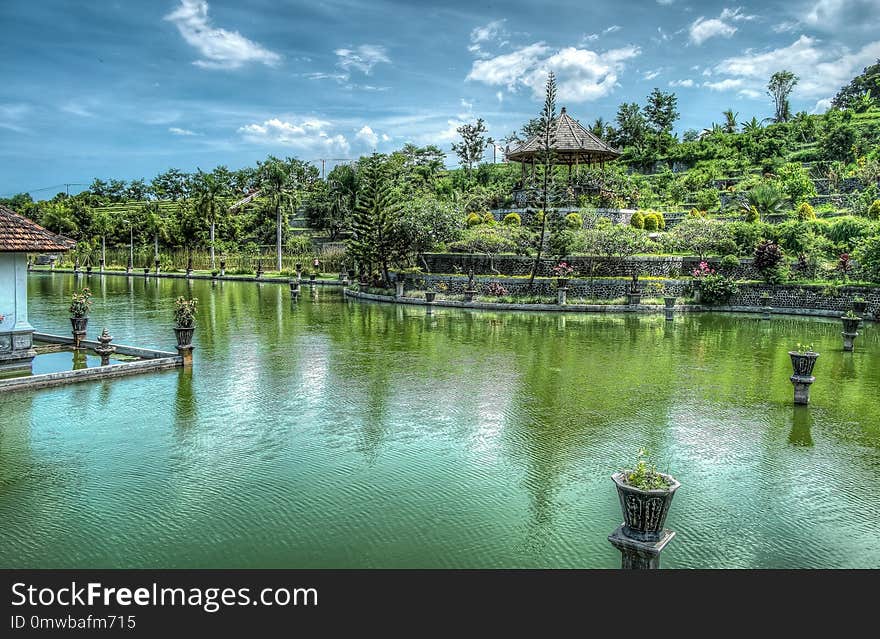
[1,0,879,197]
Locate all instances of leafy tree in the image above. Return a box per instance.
[643,88,679,134]
[151,168,190,201]
[348,154,401,283]
[451,118,489,175]
[740,183,787,221]
[831,59,880,110]
[141,201,170,262]
[257,156,317,271]
[192,167,230,268]
[740,116,764,134]
[613,102,647,150]
[41,201,78,235]
[768,71,799,123]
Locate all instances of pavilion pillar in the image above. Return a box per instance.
[0,253,36,375]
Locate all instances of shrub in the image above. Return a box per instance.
[688,208,706,218]
[694,188,721,212]
[701,275,738,304]
[754,240,785,272]
[596,216,612,229]
[630,211,645,229]
[564,212,583,230]
[466,213,482,227]
[868,200,880,220]
[854,236,880,282]
[482,212,495,225]
[720,254,740,273]
[796,202,816,221]
[503,212,521,226]
[744,206,759,223]
[485,282,509,297]
[654,211,666,229]
[643,213,659,231]
[824,216,873,247]
[173,297,198,328]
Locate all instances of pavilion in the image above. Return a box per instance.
[0,205,75,375]
[505,106,621,207]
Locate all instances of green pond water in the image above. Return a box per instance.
[1,273,879,568]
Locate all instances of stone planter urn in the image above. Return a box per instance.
[852,300,868,316]
[611,471,680,543]
[143,267,150,275]
[663,296,676,309]
[557,277,569,289]
[174,326,195,348]
[155,258,161,274]
[425,291,437,303]
[841,315,861,351]
[789,350,819,404]
[219,259,226,277]
[310,272,317,283]
[86,266,93,275]
[70,317,88,348]
[463,289,477,303]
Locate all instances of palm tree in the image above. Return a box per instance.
[739,183,786,221]
[141,202,169,265]
[192,168,228,269]
[699,123,724,140]
[740,116,764,134]
[722,109,739,134]
[258,157,300,272]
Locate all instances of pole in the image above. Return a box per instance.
[129,225,133,265]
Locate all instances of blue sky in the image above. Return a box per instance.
[1,0,879,197]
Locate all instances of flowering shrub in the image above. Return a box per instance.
[68,288,93,318]
[552,261,574,277]
[697,274,738,304]
[691,261,715,278]
[173,297,198,328]
[485,282,508,297]
[838,253,852,279]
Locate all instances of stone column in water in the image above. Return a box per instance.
[608,527,676,569]
[557,287,567,305]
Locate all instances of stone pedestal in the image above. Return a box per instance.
[155,258,161,274]
[665,308,674,321]
[289,280,300,299]
[177,345,194,367]
[608,526,675,569]
[627,293,641,306]
[99,258,105,274]
[790,374,815,405]
[762,306,772,320]
[842,331,858,352]
[94,328,116,366]
[463,289,476,303]
[395,281,405,298]
[557,287,568,305]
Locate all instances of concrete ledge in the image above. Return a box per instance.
[28,268,345,286]
[34,333,177,359]
[343,288,855,319]
[0,356,182,392]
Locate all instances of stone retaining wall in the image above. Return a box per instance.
[423,253,761,279]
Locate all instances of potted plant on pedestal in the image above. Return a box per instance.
[611,449,680,543]
[841,309,861,335]
[851,297,868,317]
[69,287,93,348]
[789,342,819,377]
[552,261,573,289]
[173,297,198,348]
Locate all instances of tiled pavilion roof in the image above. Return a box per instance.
[506,107,621,165]
[0,205,75,252]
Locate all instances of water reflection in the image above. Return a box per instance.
[789,407,814,447]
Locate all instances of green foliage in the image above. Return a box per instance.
[564,212,583,230]
[741,182,787,220]
[778,163,817,203]
[503,212,522,226]
[854,236,880,282]
[744,205,760,223]
[466,212,482,227]
[347,154,402,281]
[688,208,706,218]
[720,254,741,272]
[694,188,721,212]
[867,199,880,220]
[173,297,198,329]
[68,287,93,318]
[643,213,659,231]
[699,273,739,304]
[622,449,671,491]
[796,202,816,221]
[630,211,645,229]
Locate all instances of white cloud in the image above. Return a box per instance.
[772,21,797,33]
[643,69,662,80]
[703,78,744,91]
[657,0,675,5]
[169,127,198,136]
[335,45,390,75]
[467,43,640,102]
[496,91,504,102]
[604,25,622,34]
[239,118,349,154]
[804,0,880,29]
[0,103,30,133]
[669,79,695,87]
[738,88,762,99]
[689,8,755,45]
[812,97,833,113]
[469,19,508,56]
[356,125,379,147]
[60,102,94,117]
[165,1,280,70]
[712,35,880,98]
[381,133,391,142]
